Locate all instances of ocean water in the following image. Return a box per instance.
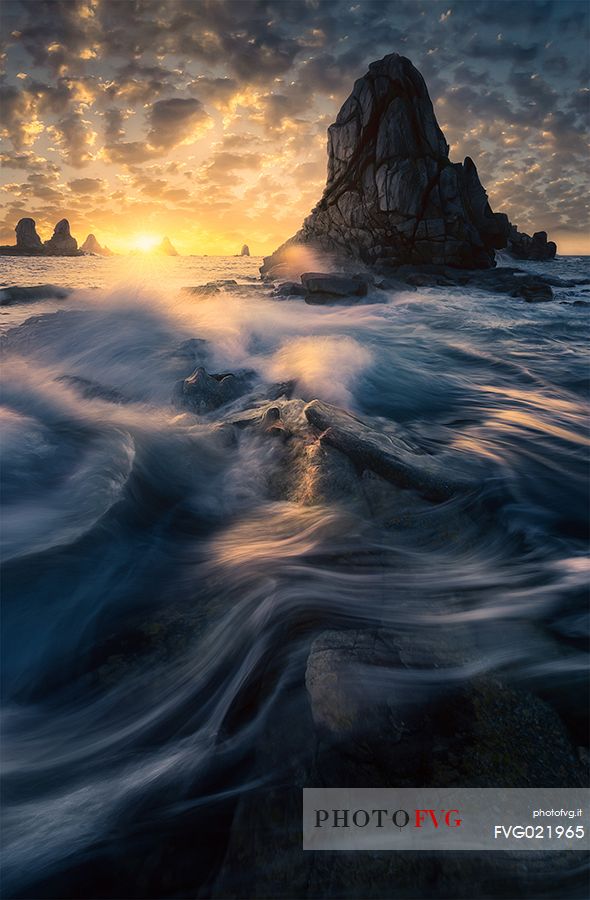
[1,253,589,897]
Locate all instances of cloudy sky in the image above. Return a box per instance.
[1,0,588,254]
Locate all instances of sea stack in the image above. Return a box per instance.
[157,236,179,256]
[240,244,250,257]
[81,234,113,256]
[15,218,43,252]
[261,53,554,277]
[44,219,78,256]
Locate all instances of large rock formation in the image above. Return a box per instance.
[44,219,78,255]
[261,53,554,277]
[15,218,43,252]
[80,233,113,257]
[0,217,83,256]
[240,244,250,257]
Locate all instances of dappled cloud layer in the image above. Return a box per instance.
[1,0,588,254]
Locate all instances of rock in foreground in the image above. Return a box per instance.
[261,53,556,278]
[175,366,251,413]
[304,399,470,500]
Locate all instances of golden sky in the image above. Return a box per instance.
[1,0,588,255]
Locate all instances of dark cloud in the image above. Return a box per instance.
[187,76,239,108]
[0,84,37,149]
[68,177,105,194]
[147,98,211,149]
[49,110,96,167]
[103,141,156,166]
[465,38,540,64]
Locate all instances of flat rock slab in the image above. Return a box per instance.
[304,399,470,501]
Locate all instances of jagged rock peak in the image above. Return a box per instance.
[81,233,113,256]
[44,218,78,255]
[261,53,542,277]
[15,218,43,250]
[81,233,101,253]
[158,236,179,256]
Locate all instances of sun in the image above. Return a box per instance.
[132,234,160,253]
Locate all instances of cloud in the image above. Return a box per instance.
[68,177,104,194]
[1,0,588,252]
[146,98,212,149]
[0,85,42,149]
[102,141,156,165]
[48,110,97,167]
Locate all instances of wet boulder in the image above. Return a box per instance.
[304,399,469,501]
[513,277,554,302]
[176,366,250,413]
[301,272,370,303]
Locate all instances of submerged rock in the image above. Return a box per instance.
[305,627,587,788]
[176,366,250,413]
[0,284,71,305]
[44,219,78,255]
[304,399,469,501]
[261,53,556,278]
[183,280,239,296]
[56,375,127,404]
[272,281,306,298]
[301,271,370,299]
[374,264,557,301]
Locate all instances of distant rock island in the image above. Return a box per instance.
[0,217,82,257]
[0,217,114,257]
[240,244,250,257]
[261,53,556,278]
[157,236,179,256]
[80,233,114,257]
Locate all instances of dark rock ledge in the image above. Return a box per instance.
[272,265,587,304]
